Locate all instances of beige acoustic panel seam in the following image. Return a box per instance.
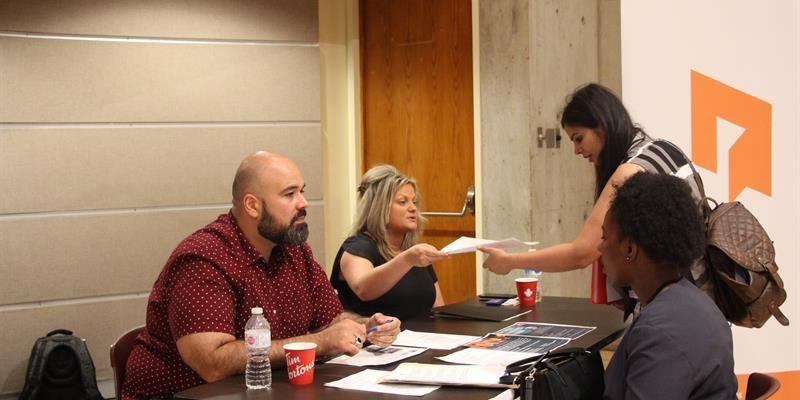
[0,0,319,41]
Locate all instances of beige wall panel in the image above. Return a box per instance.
[0,37,320,123]
[481,0,598,297]
[0,297,147,394]
[0,0,318,42]
[528,0,598,298]
[0,126,321,213]
[0,204,325,304]
[479,0,537,294]
[598,0,622,92]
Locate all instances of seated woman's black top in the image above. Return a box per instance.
[330,233,438,320]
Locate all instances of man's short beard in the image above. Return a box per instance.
[257,202,309,245]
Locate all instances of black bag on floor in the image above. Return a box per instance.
[19,329,103,400]
[502,347,604,400]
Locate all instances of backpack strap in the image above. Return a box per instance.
[763,260,791,326]
[72,337,104,400]
[47,329,73,336]
[686,158,707,199]
[19,335,62,400]
[19,339,46,400]
[682,157,717,288]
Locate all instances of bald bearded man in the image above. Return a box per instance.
[122,152,401,399]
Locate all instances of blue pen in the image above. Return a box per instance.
[366,319,394,335]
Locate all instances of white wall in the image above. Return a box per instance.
[621,0,799,373]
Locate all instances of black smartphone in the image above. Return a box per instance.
[478,293,517,300]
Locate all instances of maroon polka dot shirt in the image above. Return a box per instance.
[121,212,342,399]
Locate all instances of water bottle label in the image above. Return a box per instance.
[245,329,271,350]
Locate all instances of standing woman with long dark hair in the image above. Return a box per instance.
[480,83,705,283]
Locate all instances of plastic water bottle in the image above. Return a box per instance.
[245,307,271,389]
[524,269,543,302]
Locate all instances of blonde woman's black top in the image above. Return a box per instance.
[330,233,438,320]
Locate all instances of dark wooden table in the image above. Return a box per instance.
[175,296,625,400]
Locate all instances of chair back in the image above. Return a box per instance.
[109,325,144,400]
[746,372,781,400]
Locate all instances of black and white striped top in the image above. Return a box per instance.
[624,133,704,204]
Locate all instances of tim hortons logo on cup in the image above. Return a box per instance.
[287,355,314,380]
[524,288,533,298]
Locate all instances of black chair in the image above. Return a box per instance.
[746,372,781,400]
[109,326,144,400]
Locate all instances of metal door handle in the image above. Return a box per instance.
[421,186,475,217]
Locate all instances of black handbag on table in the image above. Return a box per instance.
[500,347,604,400]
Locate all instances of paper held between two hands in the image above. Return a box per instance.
[441,236,539,255]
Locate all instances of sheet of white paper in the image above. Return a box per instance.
[324,369,440,397]
[393,330,479,350]
[381,362,508,388]
[441,236,539,255]
[437,347,533,366]
[327,345,426,367]
[502,297,520,306]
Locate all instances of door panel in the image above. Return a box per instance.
[360,0,475,303]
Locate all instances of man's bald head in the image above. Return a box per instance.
[231,151,296,206]
[230,151,310,253]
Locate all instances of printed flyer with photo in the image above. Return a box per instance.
[460,322,595,355]
[494,322,595,340]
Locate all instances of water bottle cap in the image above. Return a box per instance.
[251,307,263,315]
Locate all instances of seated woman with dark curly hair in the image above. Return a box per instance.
[600,172,737,399]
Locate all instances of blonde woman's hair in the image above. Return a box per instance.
[351,164,426,261]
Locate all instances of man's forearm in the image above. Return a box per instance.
[334,311,368,324]
[193,339,248,383]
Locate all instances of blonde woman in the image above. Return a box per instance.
[330,165,448,320]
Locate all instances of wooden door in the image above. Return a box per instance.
[360,0,475,304]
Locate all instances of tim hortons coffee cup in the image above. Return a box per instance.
[283,342,317,385]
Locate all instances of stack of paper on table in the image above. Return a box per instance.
[437,347,533,366]
[441,236,539,255]
[393,330,479,350]
[327,345,426,367]
[381,362,509,388]
[325,369,440,396]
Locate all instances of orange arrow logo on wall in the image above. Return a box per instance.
[691,70,772,200]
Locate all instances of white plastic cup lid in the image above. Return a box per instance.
[251,307,263,314]
[283,342,317,351]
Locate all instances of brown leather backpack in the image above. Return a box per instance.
[687,159,790,328]
[699,197,790,328]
